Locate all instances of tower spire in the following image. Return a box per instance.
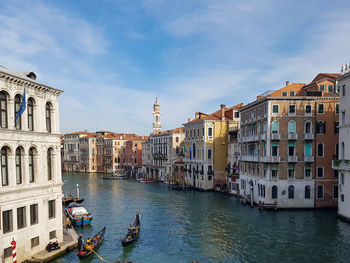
[153,97,161,134]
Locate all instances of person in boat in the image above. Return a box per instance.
[84,237,94,251]
[78,234,84,252]
[135,211,141,226]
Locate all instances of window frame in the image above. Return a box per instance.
[272,104,279,116]
[0,91,8,128]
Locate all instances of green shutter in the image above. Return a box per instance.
[305,143,311,156]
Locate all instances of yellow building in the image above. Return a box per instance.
[184,104,243,190]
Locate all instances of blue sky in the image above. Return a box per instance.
[0,0,349,135]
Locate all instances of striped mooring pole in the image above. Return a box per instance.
[11,238,17,263]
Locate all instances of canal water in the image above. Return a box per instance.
[56,172,350,263]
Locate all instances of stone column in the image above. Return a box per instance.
[8,98,15,129]
[7,153,15,186]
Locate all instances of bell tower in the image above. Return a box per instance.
[153,97,161,134]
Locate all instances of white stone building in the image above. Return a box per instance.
[334,65,350,221]
[0,66,63,262]
[62,131,89,172]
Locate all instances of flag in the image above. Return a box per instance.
[16,89,26,119]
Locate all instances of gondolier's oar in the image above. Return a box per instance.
[89,247,104,261]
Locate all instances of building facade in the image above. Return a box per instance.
[0,66,63,262]
[184,104,243,190]
[334,65,350,220]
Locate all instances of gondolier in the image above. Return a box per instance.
[135,211,141,226]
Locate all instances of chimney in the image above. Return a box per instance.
[188,118,191,122]
[220,104,226,120]
[286,81,290,86]
[198,112,202,119]
[195,112,199,119]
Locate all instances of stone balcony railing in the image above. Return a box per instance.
[332,159,350,171]
[304,133,314,140]
[260,156,281,163]
[288,156,298,162]
[260,133,267,141]
[241,155,259,162]
[271,133,280,140]
[304,156,314,162]
[288,133,298,140]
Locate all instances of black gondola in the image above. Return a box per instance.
[62,197,84,206]
[76,226,106,258]
[121,221,140,247]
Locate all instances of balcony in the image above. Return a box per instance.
[304,133,314,140]
[260,133,267,141]
[288,156,298,162]
[271,133,280,140]
[241,155,259,162]
[304,156,314,162]
[288,133,298,140]
[261,156,281,163]
[332,159,350,171]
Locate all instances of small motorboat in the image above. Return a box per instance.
[137,178,155,183]
[76,227,105,259]
[116,174,127,179]
[103,173,118,180]
[65,202,92,227]
[121,221,140,247]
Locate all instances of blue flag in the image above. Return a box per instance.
[16,89,26,119]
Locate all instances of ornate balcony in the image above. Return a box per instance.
[304,156,314,162]
[304,133,314,140]
[332,160,350,171]
[288,156,298,162]
[288,133,298,140]
[271,133,280,140]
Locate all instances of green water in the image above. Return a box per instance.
[55,172,350,263]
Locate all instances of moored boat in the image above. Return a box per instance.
[137,178,155,183]
[76,227,106,258]
[62,197,84,206]
[121,222,140,247]
[65,202,92,227]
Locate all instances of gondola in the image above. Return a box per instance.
[62,197,84,206]
[76,226,106,259]
[121,221,140,247]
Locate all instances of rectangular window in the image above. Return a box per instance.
[272,105,279,115]
[282,91,287,96]
[305,165,311,178]
[31,236,39,248]
[48,200,55,219]
[333,185,339,199]
[234,112,239,118]
[49,230,56,240]
[318,104,324,114]
[289,91,295,96]
[288,143,295,156]
[202,127,204,137]
[317,167,324,178]
[328,85,334,93]
[271,167,278,178]
[305,105,312,115]
[289,105,296,115]
[305,143,311,156]
[342,85,346,96]
[341,194,344,202]
[17,206,26,229]
[288,167,294,179]
[4,247,12,258]
[208,127,213,137]
[190,130,192,138]
[272,144,278,156]
[208,149,212,160]
[336,104,339,114]
[2,210,13,234]
[317,185,324,199]
[320,85,325,92]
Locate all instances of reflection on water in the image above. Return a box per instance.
[55,172,350,263]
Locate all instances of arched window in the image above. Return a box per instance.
[14,95,22,130]
[288,185,294,199]
[317,143,324,157]
[47,148,53,180]
[272,185,278,199]
[29,148,35,183]
[316,121,325,134]
[272,121,279,134]
[28,98,34,131]
[15,147,22,184]
[305,121,312,134]
[1,147,9,186]
[0,91,8,128]
[46,102,52,133]
[288,120,296,134]
[305,186,311,199]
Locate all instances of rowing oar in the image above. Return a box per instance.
[89,247,104,261]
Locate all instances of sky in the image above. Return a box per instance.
[0,0,349,135]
